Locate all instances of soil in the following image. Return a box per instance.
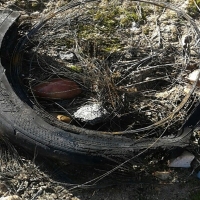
[1,0,200,199]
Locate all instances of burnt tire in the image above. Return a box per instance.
[0,9,198,164]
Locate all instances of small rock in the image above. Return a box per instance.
[0,195,22,200]
[73,103,108,125]
[187,69,200,83]
[168,151,195,168]
[59,51,75,61]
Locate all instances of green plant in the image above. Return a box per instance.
[187,0,200,17]
[77,1,151,57]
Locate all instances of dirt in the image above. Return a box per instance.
[1,0,200,199]
[1,141,200,200]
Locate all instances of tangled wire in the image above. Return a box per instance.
[11,0,200,139]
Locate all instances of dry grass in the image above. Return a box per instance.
[1,0,200,199]
[11,0,200,138]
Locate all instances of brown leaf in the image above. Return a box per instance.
[33,78,81,99]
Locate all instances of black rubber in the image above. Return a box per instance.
[0,10,198,164]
